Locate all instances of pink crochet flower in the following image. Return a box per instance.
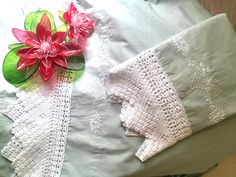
[63,2,94,41]
[13,14,81,81]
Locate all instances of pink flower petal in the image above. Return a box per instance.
[63,11,71,24]
[50,43,68,57]
[16,48,30,57]
[68,27,81,39]
[36,23,52,43]
[63,50,81,57]
[63,2,80,25]
[12,28,31,45]
[39,14,52,32]
[41,58,52,68]
[52,56,68,68]
[68,27,76,39]
[63,41,82,56]
[17,48,38,59]
[27,31,37,40]
[68,2,78,18]
[25,38,40,47]
[34,50,45,59]
[39,62,55,80]
[87,21,95,29]
[64,41,81,50]
[17,57,38,70]
[68,27,88,42]
[52,31,66,43]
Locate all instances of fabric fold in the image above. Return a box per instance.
[106,13,236,161]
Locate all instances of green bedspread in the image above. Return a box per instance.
[1,0,236,177]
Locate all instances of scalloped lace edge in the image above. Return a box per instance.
[1,69,75,177]
[105,48,192,161]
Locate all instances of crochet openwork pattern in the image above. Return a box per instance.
[1,69,75,177]
[106,48,192,161]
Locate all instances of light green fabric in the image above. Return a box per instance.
[1,0,236,177]
[60,1,236,177]
[2,105,236,177]
[0,92,15,177]
[156,14,236,132]
[0,116,13,177]
[103,13,236,162]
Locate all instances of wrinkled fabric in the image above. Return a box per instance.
[106,14,236,162]
[61,1,236,177]
[1,1,236,177]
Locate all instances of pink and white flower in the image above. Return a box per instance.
[13,14,81,81]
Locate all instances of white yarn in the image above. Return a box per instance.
[1,69,75,177]
[106,48,192,161]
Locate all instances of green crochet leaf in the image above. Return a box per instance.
[8,43,26,50]
[74,69,85,81]
[66,53,85,71]
[24,10,56,33]
[2,46,38,85]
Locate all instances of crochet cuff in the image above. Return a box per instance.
[106,48,192,161]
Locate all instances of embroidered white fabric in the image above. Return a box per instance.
[106,48,192,161]
[1,69,75,177]
[83,10,114,138]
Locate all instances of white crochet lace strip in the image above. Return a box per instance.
[106,48,192,161]
[1,69,75,177]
